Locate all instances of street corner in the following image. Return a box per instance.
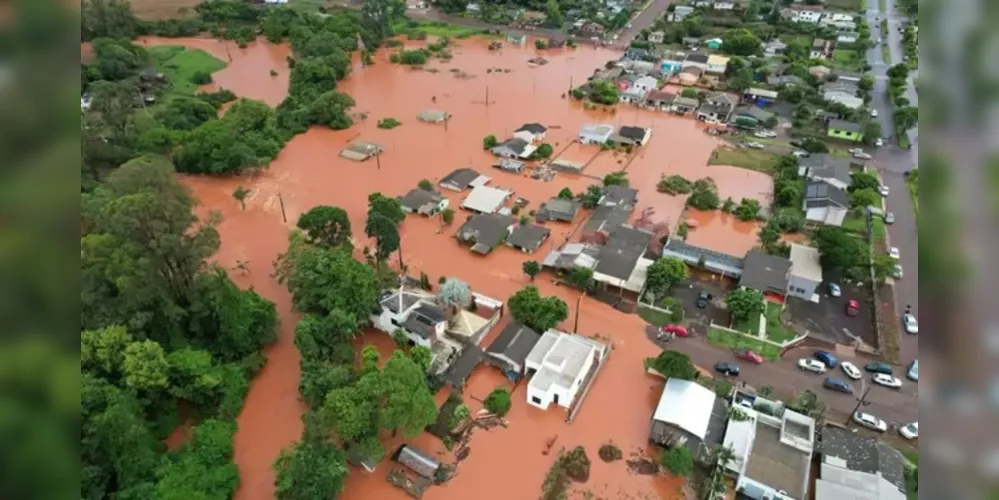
[784,281,877,349]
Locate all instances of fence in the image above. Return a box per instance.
[708,322,808,350]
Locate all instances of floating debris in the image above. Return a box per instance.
[625,457,660,476]
[598,442,623,462]
[488,41,503,50]
[527,57,549,66]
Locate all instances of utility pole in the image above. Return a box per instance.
[573,291,584,333]
[485,86,490,107]
[844,383,872,425]
[278,193,287,223]
[375,151,382,170]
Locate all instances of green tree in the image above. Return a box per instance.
[157,96,218,131]
[886,62,910,79]
[758,223,781,250]
[300,362,355,409]
[872,253,897,283]
[232,185,251,210]
[789,389,824,416]
[661,446,694,476]
[89,79,140,138]
[849,171,881,192]
[862,121,883,145]
[295,310,359,363]
[726,67,754,92]
[850,188,880,208]
[603,171,628,187]
[858,73,875,92]
[323,383,379,443]
[577,185,603,209]
[367,192,406,225]
[894,106,918,132]
[483,134,498,149]
[725,288,765,324]
[279,238,380,321]
[732,198,762,221]
[646,350,698,380]
[82,0,139,40]
[532,143,554,159]
[438,277,472,310]
[484,387,512,416]
[154,419,240,500]
[686,177,720,210]
[374,351,439,436]
[588,80,620,105]
[721,28,762,56]
[558,187,574,199]
[522,260,542,280]
[361,345,381,374]
[361,0,404,40]
[814,226,868,277]
[508,286,569,332]
[365,212,401,264]
[410,345,432,371]
[166,347,221,407]
[438,0,469,13]
[274,438,349,500]
[297,205,353,248]
[418,179,434,191]
[441,208,455,225]
[305,90,356,130]
[644,257,689,301]
[81,325,133,378]
[449,403,471,429]
[681,88,699,99]
[545,0,564,27]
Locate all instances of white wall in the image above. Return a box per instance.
[805,206,847,226]
[526,351,595,410]
[788,273,820,300]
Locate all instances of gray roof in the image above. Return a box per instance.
[705,92,739,107]
[594,225,650,281]
[583,204,632,235]
[739,250,791,294]
[393,444,440,479]
[442,345,483,388]
[685,53,709,64]
[601,185,639,207]
[820,426,906,494]
[440,168,482,190]
[538,198,578,222]
[401,303,447,339]
[516,122,547,134]
[801,154,852,184]
[485,322,542,372]
[662,237,745,276]
[823,80,859,95]
[828,119,863,133]
[618,126,648,142]
[804,179,849,208]
[400,188,444,213]
[733,106,775,122]
[744,423,811,500]
[492,138,531,156]
[673,96,700,108]
[698,103,729,117]
[380,289,429,314]
[455,214,515,252]
[506,224,551,252]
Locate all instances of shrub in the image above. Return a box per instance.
[484,387,512,416]
[660,446,694,477]
[377,117,401,129]
[190,71,213,85]
[656,174,693,195]
[598,442,623,462]
[384,39,403,48]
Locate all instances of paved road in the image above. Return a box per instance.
[611,0,676,48]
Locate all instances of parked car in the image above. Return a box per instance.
[852,151,872,160]
[903,313,919,334]
[813,350,839,368]
[695,290,710,309]
[735,348,764,364]
[880,184,891,196]
[823,377,854,394]
[841,361,862,380]
[875,137,884,147]
[662,324,690,338]
[884,212,895,224]
[853,411,888,432]
[907,360,919,381]
[892,264,904,279]
[873,373,903,389]
[899,422,919,439]
[870,109,879,118]
[798,358,827,374]
[889,246,900,259]
[792,150,810,158]
[754,130,777,138]
[746,141,764,149]
[828,283,842,297]
[865,362,894,375]
[845,299,860,317]
[715,361,740,376]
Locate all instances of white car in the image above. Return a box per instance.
[880,185,890,196]
[899,422,918,439]
[852,151,872,160]
[841,361,862,380]
[875,138,884,147]
[871,109,879,118]
[792,150,810,158]
[888,246,900,259]
[903,313,918,334]
[754,130,777,138]
[747,142,764,149]
[892,264,903,279]
[873,373,903,389]
[853,411,888,432]
[828,283,842,297]
[798,358,828,374]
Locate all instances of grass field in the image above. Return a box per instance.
[825,0,863,11]
[831,49,863,70]
[707,328,781,361]
[881,43,892,64]
[764,303,796,343]
[708,147,780,173]
[392,20,486,38]
[879,0,887,11]
[906,170,919,216]
[149,45,227,99]
[128,0,203,19]
[637,304,671,327]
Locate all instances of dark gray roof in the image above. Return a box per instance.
[538,198,578,222]
[492,138,530,156]
[440,168,482,190]
[823,80,859,95]
[594,226,650,281]
[820,426,907,494]
[506,224,551,252]
[583,205,632,235]
[705,92,739,107]
[516,122,547,134]
[402,303,447,339]
[739,250,791,293]
[662,237,745,273]
[698,103,729,117]
[801,154,851,184]
[443,345,484,388]
[828,119,863,133]
[733,106,775,122]
[485,322,541,369]
[804,179,849,208]
[455,214,515,252]
[618,126,648,141]
[380,289,427,314]
[400,188,444,212]
[685,53,709,64]
[601,185,638,207]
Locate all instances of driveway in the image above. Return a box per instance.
[784,283,877,348]
[669,276,731,336]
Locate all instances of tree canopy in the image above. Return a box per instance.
[297,205,353,249]
[274,438,349,500]
[508,286,569,332]
[647,350,698,380]
[725,288,765,324]
[644,257,688,301]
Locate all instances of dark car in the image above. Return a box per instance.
[696,291,710,309]
[715,362,740,376]
[813,350,839,368]
[823,377,854,394]
[865,362,894,375]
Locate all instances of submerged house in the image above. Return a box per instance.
[484,322,543,381]
[400,188,449,216]
[392,444,440,480]
[339,140,383,161]
[454,213,516,254]
[439,168,488,192]
[524,329,607,411]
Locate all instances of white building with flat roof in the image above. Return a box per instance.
[461,185,512,214]
[788,243,823,302]
[524,330,606,410]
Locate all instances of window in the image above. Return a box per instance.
[531,396,542,405]
[390,318,400,326]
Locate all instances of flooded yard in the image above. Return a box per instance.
[149,34,771,500]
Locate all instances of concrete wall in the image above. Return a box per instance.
[788,273,820,300]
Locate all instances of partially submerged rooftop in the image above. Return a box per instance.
[485,322,542,374]
[455,213,515,254]
[526,329,606,392]
[400,188,445,215]
[440,167,487,191]
[506,223,551,253]
[339,140,383,161]
[461,185,512,214]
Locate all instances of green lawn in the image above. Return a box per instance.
[638,304,671,327]
[906,171,918,216]
[707,328,781,361]
[732,314,760,335]
[149,45,227,99]
[708,147,780,173]
[825,0,863,10]
[842,211,887,242]
[898,132,911,149]
[392,20,486,39]
[880,20,889,37]
[764,303,796,343]
[832,49,862,69]
[881,43,892,64]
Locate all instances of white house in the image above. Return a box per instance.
[782,6,824,23]
[822,89,864,109]
[706,54,731,75]
[524,329,607,410]
[803,179,849,226]
[513,123,548,142]
[461,185,513,214]
[633,76,658,93]
[836,31,859,44]
[712,0,736,10]
[578,123,614,144]
[371,288,448,349]
[788,243,823,302]
[619,86,648,104]
[669,5,694,22]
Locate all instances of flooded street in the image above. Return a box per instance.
[146,35,772,500]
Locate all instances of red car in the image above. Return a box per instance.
[662,324,690,338]
[734,348,763,364]
[845,299,860,317]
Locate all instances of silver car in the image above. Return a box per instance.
[884,212,895,224]
[892,264,903,279]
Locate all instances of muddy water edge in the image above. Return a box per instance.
[141,35,772,500]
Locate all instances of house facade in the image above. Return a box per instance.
[706,54,731,75]
[578,124,614,144]
[827,119,864,142]
[524,329,607,410]
[788,243,823,301]
[648,31,665,43]
[803,180,849,226]
[782,6,824,23]
[371,288,447,349]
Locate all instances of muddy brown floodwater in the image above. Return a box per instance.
[137,35,773,500]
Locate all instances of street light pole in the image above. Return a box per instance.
[844,381,872,425]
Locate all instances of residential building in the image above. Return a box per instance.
[739,250,793,300]
[660,54,685,76]
[809,65,832,79]
[461,185,512,214]
[743,87,779,106]
[400,188,449,216]
[506,223,551,253]
[706,54,731,75]
[815,426,907,500]
[646,89,676,111]
[811,38,835,59]
[832,69,862,83]
[550,158,585,173]
[524,329,607,410]
[692,0,712,7]
[661,237,745,277]
[769,74,807,87]
[579,21,605,35]
[671,96,700,114]
[683,53,710,71]
[788,243,823,301]
[581,205,632,242]
[599,185,639,208]
[619,86,648,104]
[837,31,859,44]
[649,378,729,460]
[484,322,542,380]
[371,288,448,348]
[713,0,736,10]
[417,109,449,123]
[697,92,739,122]
[633,76,658,93]
[536,198,579,223]
[614,126,652,147]
[764,40,787,56]
[781,5,824,23]
[803,179,849,226]
[648,31,665,43]
[491,137,536,159]
[439,167,488,192]
[821,12,857,30]
[454,213,516,253]
[730,106,776,128]
[827,119,864,142]
[339,140,383,161]
[723,392,816,500]
[494,159,525,173]
[542,242,600,273]
[392,444,441,480]
[625,47,652,61]
[670,5,694,22]
[513,123,548,142]
[578,123,614,144]
[677,66,704,86]
[592,225,654,293]
[823,81,863,109]
[798,154,853,190]
[619,59,657,75]
[681,36,701,48]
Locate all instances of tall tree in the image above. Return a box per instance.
[294,310,359,362]
[522,260,541,280]
[122,340,170,393]
[644,257,689,301]
[646,350,698,380]
[438,277,472,310]
[725,288,765,324]
[297,205,353,248]
[322,382,379,444]
[186,266,278,361]
[82,0,139,40]
[274,438,349,500]
[508,286,569,332]
[373,351,439,437]
[280,240,380,321]
[367,192,406,225]
[232,186,251,210]
[365,212,401,265]
[361,0,404,40]
[814,226,868,277]
[154,419,240,500]
[545,0,564,27]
